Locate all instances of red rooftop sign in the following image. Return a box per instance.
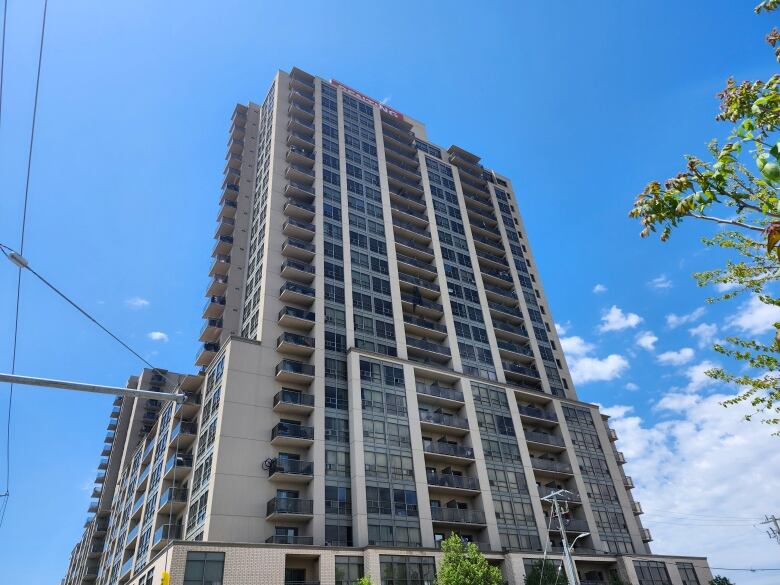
[330,79,405,121]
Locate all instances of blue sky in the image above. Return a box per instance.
[0,1,778,583]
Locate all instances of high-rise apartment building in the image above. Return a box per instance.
[63,67,712,585]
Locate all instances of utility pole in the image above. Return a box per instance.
[761,515,780,546]
[541,489,586,585]
[0,373,184,403]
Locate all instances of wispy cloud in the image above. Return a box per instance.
[125,297,150,309]
[726,294,780,335]
[657,347,695,366]
[648,274,673,289]
[688,322,717,349]
[665,307,705,329]
[592,283,607,294]
[598,305,643,333]
[635,331,658,351]
[561,335,629,384]
[624,382,639,391]
[147,331,169,342]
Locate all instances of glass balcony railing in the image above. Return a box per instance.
[278,306,315,322]
[524,431,566,448]
[275,360,315,377]
[419,410,468,429]
[531,458,572,474]
[274,389,315,408]
[423,441,474,459]
[272,422,314,441]
[265,535,313,545]
[426,472,479,491]
[268,458,314,477]
[267,497,314,516]
[517,404,558,422]
[416,382,463,402]
[430,507,486,524]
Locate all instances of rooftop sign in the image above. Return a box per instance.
[330,79,405,121]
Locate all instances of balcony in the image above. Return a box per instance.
[524,431,565,452]
[517,404,558,426]
[481,266,514,287]
[215,217,235,239]
[423,441,475,463]
[278,306,316,330]
[287,117,315,137]
[531,458,573,477]
[400,294,444,319]
[397,253,437,279]
[493,319,529,340]
[384,141,419,165]
[470,219,500,238]
[142,439,155,463]
[283,217,316,241]
[403,314,447,341]
[279,281,316,306]
[416,382,463,406]
[608,428,618,441]
[386,156,422,181]
[267,497,314,521]
[641,527,652,542]
[170,421,198,446]
[98,457,109,470]
[431,507,486,526]
[496,339,535,361]
[427,472,479,493]
[275,359,315,384]
[163,452,193,480]
[125,523,140,548]
[395,235,434,261]
[206,274,228,297]
[463,190,494,213]
[472,233,504,254]
[151,524,182,551]
[489,301,523,321]
[398,272,440,297]
[467,207,498,227]
[286,146,315,169]
[276,332,316,357]
[265,535,313,545]
[503,361,541,383]
[390,199,428,224]
[383,130,417,155]
[130,493,145,519]
[289,89,314,107]
[283,199,316,222]
[287,131,315,150]
[195,342,219,367]
[281,259,315,287]
[550,518,590,533]
[158,487,188,512]
[119,557,134,581]
[88,500,99,514]
[271,422,315,447]
[286,164,315,186]
[632,501,643,515]
[623,475,634,489]
[537,485,580,503]
[199,318,223,343]
[615,451,626,464]
[209,254,231,277]
[273,389,315,414]
[388,172,424,197]
[483,282,518,304]
[219,198,238,219]
[268,458,314,483]
[419,410,469,435]
[288,101,315,122]
[271,422,314,447]
[282,237,316,262]
[285,181,316,202]
[213,234,233,256]
[392,217,431,242]
[476,250,508,271]
[406,336,451,363]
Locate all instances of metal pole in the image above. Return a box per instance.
[0,373,184,403]
[542,490,581,585]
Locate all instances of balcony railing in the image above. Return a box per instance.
[280,281,316,298]
[524,431,565,448]
[272,422,314,441]
[416,382,463,402]
[395,235,433,255]
[489,302,523,318]
[496,339,534,357]
[158,487,188,508]
[170,421,197,440]
[278,306,315,322]
[537,485,580,502]
[153,524,181,545]
[404,314,446,333]
[550,518,589,533]
[400,294,444,313]
[481,267,513,283]
[164,452,193,475]
[267,497,314,516]
[398,272,440,292]
[502,362,541,379]
[268,458,314,477]
[517,404,558,422]
[407,337,451,357]
[265,535,313,545]
[274,389,315,408]
[396,252,436,273]
[277,332,316,349]
[419,410,468,429]
[427,472,479,491]
[493,319,529,337]
[423,441,474,459]
[276,359,315,377]
[531,458,572,474]
[431,507,486,524]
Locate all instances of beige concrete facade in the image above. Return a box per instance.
[63,67,712,585]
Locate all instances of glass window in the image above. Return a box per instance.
[183,552,225,585]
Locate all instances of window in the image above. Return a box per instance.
[183,552,224,585]
[379,555,436,585]
[335,556,364,585]
[677,563,700,585]
[634,561,672,585]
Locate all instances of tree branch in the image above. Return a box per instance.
[688,212,765,232]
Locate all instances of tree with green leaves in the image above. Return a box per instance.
[523,559,568,585]
[629,1,780,426]
[435,533,503,585]
[709,576,736,585]
[353,577,375,585]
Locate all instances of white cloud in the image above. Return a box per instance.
[684,360,719,392]
[665,307,705,329]
[715,282,740,293]
[688,322,717,349]
[592,283,607,294]
[656,347,695,366]
[560,335,594,357]
[147,331,169,342]
[555,322,569,336]
[607,393,780,585]
[648,274,673,289]
[598,305,643,332]
[726,294,780,335]
[635,331,658,351]
[624,382,639,391]
[125,297,150,309]
[561,335,629,384]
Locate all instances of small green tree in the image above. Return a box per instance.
[436,533,503,585]
[629,2,780,426]
[523,559,568,585]
[353,577,375,585]
[710,576,736,585]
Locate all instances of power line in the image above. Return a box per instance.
[0,0,8,126]
[1,0,49,533]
